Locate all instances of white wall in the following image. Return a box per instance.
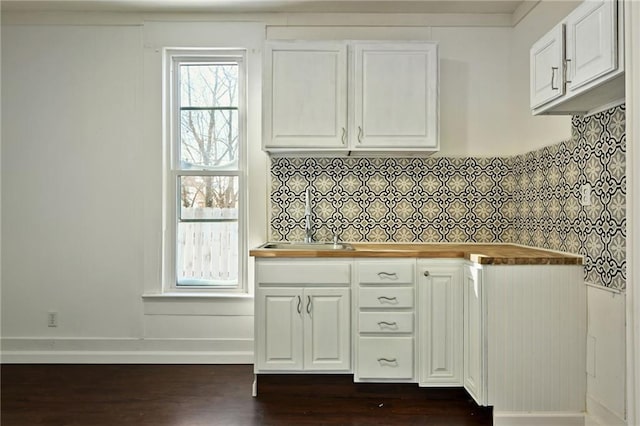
[2,25,144,340]
[0,4,593,362]
[1,19,265,362]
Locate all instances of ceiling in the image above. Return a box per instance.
[1,0,533,15]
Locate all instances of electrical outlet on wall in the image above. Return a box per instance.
[580,183,592,206]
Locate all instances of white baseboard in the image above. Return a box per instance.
[1,337,254,364]
[586,395,626,426]
[493,411,585,426]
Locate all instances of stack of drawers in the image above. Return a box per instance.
[355,260,415,381]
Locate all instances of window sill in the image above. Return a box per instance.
[142,292,254,300]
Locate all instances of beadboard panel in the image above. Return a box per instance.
[483,265,586,412]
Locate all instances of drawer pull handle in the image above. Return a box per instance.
[377,357,398,365]
[296,295,302,314]
[377,321,398,329]
[377,272,398,280]
[377,296,398,304]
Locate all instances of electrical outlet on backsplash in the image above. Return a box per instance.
[269,105,626,291]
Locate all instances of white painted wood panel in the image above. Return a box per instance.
[255,288,303,370]
[351,42,438,149]
[357,261,415,285]
[566,0,617,91]
[357,337,414,380]
[358,287,414,309]
[359,312,414,334]
[418,263,463,386]
[263,41,347,149]
[530,24,565,108]
[304,288,351,370]
[586,285,626,423]
[257,261,351,285]
[463,264,486,405]
[484,265,586,412]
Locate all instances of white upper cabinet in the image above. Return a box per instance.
[351,42,438,151]
[530,25,565,109]
[263,42,348,150]
[263,40,439,155]
[530,0,624,115]
[565,0,617,91]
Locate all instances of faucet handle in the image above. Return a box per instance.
[333,231,340,246]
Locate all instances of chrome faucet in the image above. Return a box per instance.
[304,187,314,243]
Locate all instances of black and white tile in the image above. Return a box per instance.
[269,105,626,290]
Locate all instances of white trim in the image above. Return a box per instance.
[162,48,248,295]
[1,337,253,364]
[586,395,626,426]
[626,0,639,424]
[493,412,585,426]
[585,282,623,295]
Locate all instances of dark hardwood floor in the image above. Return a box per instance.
[1,364,492,425]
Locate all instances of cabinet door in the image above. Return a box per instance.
[463,265,486,406]
[352,42,438,149]
[565,0,617,92]
[530,24,565,108]
[263,42,347,149]
[255,288,303,371]
[418,264,463,386]
[303,288,351,371]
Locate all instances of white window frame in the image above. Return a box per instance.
[162,48,248,295]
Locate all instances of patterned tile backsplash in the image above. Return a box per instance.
[270,105,626,290]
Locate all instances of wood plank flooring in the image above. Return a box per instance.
[1,364,492,425]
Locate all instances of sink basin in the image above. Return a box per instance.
[260,242,354,251]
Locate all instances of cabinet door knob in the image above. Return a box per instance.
[296,295,302,314]
[357,126,363,143]
[424,271,430,277]
[341,127,347,144]
[306,295,312,314]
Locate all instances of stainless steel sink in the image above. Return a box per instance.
[259,242,354,251]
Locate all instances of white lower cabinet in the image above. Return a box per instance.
[354,259,416,382]
[254,260,351,372]
[253,256,586,421]
[417,260,463,387]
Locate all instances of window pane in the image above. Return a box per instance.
[180,176,238,220]
[180,64,238,108]
[180,109,238,168]
[177,222,238,286]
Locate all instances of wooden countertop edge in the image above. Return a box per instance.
[249,243,583,265]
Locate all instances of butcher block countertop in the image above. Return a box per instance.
[250,243,583,265]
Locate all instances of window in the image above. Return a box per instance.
[164,49,246,292]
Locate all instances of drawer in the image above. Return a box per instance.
[357,337,414,379]
[359,312,414,334]
[358,262,414,285]
[358,287,414,309]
